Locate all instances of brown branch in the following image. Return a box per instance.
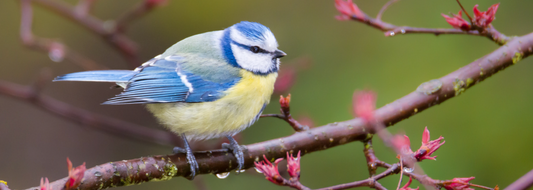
[368,121,432,190]
[363,138,388,176]
[467,183,494,190]
[455,0,473,23]
[19,0,106,70]
[375,31,532,127]
[261,94,309,132]
[74,0,96,18]
[313,163,400,190]
[29,0,140,68]
[376,0,400,21]
[21,28,533,190]
[504,168,533,190]
[0,182,10,190]
[345,7,509,45]
[279,179,311,190]
[0,79,181,147]
[114,0,166,33]
[396,159,403,190]
[405,172,495,190]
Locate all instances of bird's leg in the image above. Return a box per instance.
[222,135,245,171]
[173,134,199,179]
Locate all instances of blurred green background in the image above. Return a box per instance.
[1,0,533,189]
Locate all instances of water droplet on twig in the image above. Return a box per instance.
[403,167,414,173]
[215,172,230,179]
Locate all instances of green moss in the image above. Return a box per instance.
[466,78,474,88]
[512,52,523,64]
[120,175,135,186]
[453,78,466,96]
[365,133,373,141]
[151,162,178,182]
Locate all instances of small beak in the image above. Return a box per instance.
[273,50,287,58]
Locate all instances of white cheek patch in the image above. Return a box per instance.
[231,43,273,73]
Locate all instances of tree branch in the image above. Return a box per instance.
[341,4,510,45]
[29,0,140,68]
[114,0,166,33]
[21,31,533,189]
[19,0,106,70]
[504,168,533,190]
[261,94,309,132]
[363,138,388,176]
[376,0,399,21]
[0,79,181,147]
[314,163,399,190]
[0,181,10,190]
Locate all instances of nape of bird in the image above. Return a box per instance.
[54,21,286,178]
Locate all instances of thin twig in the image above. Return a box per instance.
[0,79,181,147]
[362,138,384,176]
[505,168,533,190]
[455,0,473,23]
[370,121,432,190]
[466,183,494,190]
[0,182,10,190]
[314,163,400,190]
[396,158,403,190]
[114,0,165,33]
[261,94,309,132]
[30,0,140,68]
[19,0,106,70]
[342,4,509,45]
[74,0,96,18]
[376,0,400,21]
[374,183,386,190]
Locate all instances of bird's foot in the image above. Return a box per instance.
[223,136,245,172]
[174,134,200,179]
[173,146,199,179]
[172,147,187,154]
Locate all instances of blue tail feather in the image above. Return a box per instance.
[54,70,136,82]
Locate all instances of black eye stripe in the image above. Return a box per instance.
[251,46,269,54]
[232,41,271,54]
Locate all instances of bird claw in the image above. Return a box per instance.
[186,152,200,178]
[173,147,186,154]
[175,134,200,179]
[222,138,245,171]
[173,146,199,179]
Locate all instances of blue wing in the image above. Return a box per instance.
[102,56,240,105]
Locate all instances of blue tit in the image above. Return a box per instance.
[54,21,286,178]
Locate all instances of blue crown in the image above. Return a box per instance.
[233,21,271,41]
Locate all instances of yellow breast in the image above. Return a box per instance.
[146,70,277,141]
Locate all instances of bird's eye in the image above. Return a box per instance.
[250,46,260,53]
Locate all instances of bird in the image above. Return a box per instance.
[54,21,286,178]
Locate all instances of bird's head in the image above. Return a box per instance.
[221,21,286,75]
